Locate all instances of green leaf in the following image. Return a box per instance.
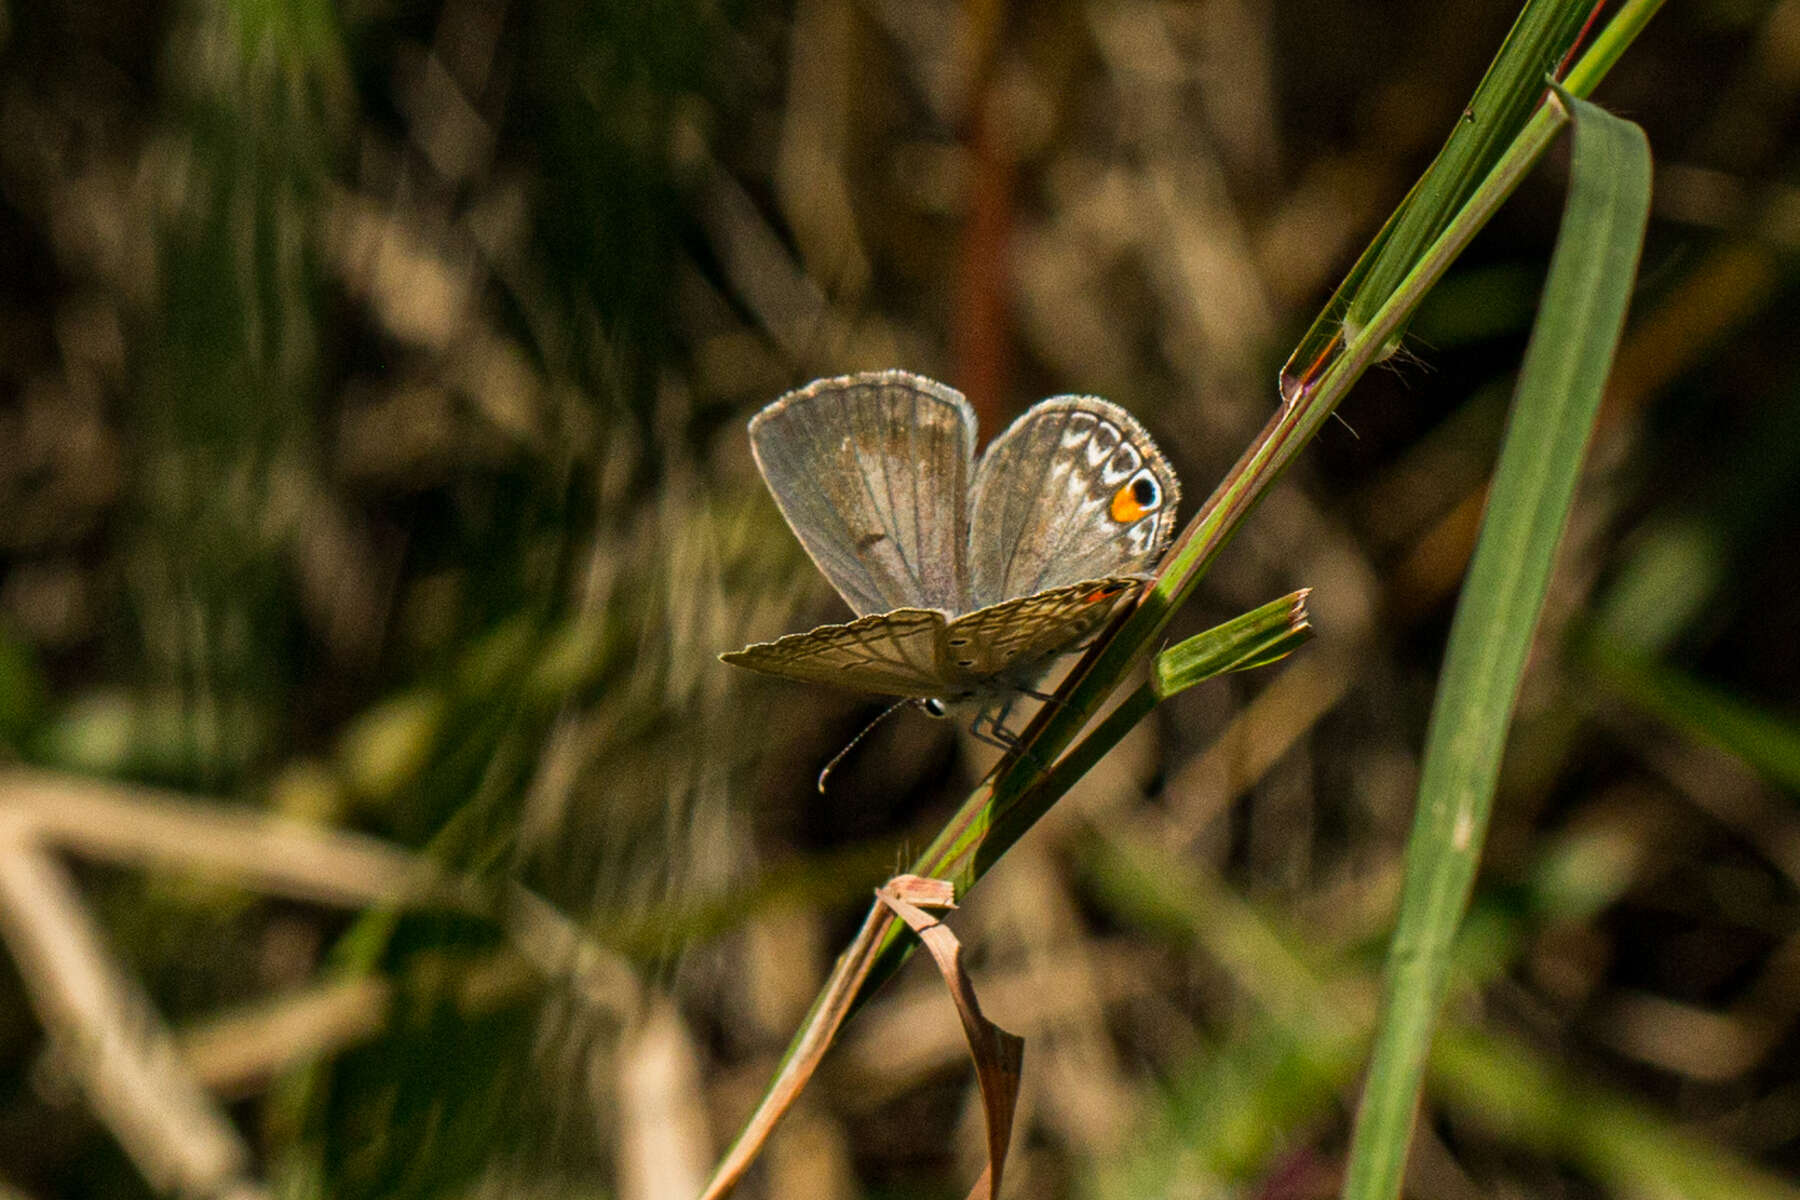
[1341,92,1652,1200]
[1152,591,1313,699]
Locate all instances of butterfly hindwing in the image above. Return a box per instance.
[720,608,952,698]
[938,577,1141,687]
[964,397,1179,609]
[750,371,975,617]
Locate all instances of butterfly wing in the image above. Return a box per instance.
[940,577,1140,686]
[965,397,1179,608]
[720,609,951,698]
[750,371,975,616]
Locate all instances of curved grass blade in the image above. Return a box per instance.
[1340,91,1651,1200]
[874,879,1023,1200]
[698,880,930,1200]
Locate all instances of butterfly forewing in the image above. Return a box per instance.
[720,609,952,698]
[965,398,1180,609]
[939,577,1140,686]
[750,371,975,617]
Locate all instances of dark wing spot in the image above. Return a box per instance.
[1132,475,1159,507]
[956,658,975,668]
[856,531,888,551]
[948,636,970,647]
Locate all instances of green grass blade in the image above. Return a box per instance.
[1282,0,1594,397]
[1341,93,1651,1200]
[1152,591,1313,698]
[1342,1,1592,337]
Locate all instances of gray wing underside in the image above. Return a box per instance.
[722,577,1145,698]
[965,397,1180,609]
[940,576,1141,683]
[750,371,975,617]
[720,609,951,698]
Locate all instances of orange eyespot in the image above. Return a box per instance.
[1110,474,1160,523]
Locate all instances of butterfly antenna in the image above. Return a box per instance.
[818,698,915,793]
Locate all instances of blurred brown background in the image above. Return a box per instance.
[0,0,1797,1197]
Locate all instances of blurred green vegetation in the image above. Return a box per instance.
[0,1,1796,1198]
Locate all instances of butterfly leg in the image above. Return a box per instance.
[966,704,1018,751]
[967,701,1052,772]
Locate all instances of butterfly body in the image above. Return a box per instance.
[722,371,1180,715]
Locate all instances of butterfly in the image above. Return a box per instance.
[721,370,1180,746]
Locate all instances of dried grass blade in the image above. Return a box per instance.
[876,878,1024,1200]
[698,874,956,1199]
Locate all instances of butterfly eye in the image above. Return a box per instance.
[1109,470,1163,524]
